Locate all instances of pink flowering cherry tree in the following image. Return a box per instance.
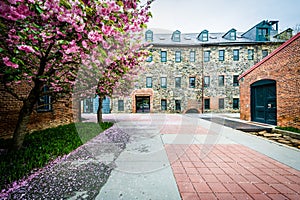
[74,33,149,123]
[0,0,153,150]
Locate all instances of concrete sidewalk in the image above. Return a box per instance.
[97,113,300,200]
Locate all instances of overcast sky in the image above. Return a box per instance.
[146,0,300,33]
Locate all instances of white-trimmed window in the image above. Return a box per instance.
[204,51,210,62]
[175,51,181,62]
[190,51,195,62]
[146,77,152,88]
[161,77,167,88]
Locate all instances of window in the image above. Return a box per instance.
[248,49,254,60]
[233,98,239,109]
[202,32,208,41]
[257,28,269,41]
[146,77,152,88]
[204,76,210,87]
[83,98,93,113]
[175,51,181,62]
[219,98,224,109]
[161,99,167,111]
[161,77,167,88]
[198,30,209,42]
[175,100,181,111]
[219,50,225,61]
[204,51,210,62]
[172,30,181,42]
[175,77,181,88]
[230,31,236,40]
[190,51,195,62]
[189,77,196,88]
[218,75,224,86]
[204,99,210,110]
[161,51,167,62]
[145,30,153,42]
[118,100,124,111]
[146,54,152,62]
[173,34,180,42]
[233,49,239,61]
[233,75,239,86]
[262,50,268,58]
[37,86,51,112]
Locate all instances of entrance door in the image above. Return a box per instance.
[136,96,150,113]
[251,80,277,125]
[102,97,110,114]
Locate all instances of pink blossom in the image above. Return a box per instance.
[105,58,113,66]
[3,57,19,69]
[82,40,88,49]
[102,40,110,49]
[17,45,35,53]
[75,23,85,32]
[65,45,79,54]
[7,0,21,5]
[88,30,103,43]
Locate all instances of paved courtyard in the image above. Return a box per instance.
[2,113,300,199]
[99,113,300,200]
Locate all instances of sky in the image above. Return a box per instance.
[146,0,300,33]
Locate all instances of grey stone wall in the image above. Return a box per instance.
[111,43,280,113]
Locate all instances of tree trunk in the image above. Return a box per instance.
[97,96,103,123]
[11,83,41,151]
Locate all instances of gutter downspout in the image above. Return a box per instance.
[201,45,204,113]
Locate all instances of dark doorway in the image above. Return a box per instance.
[251,80,277,125]
[136,96,150,113]
[185,108,200,114]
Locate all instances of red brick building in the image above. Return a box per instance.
[239,33,300,129]
[0,83,76,139]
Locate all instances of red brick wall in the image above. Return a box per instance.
[0,83,75,139]
[240,35,300,129]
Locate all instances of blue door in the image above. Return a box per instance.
[84,96,110,114]
[102,97,110,114]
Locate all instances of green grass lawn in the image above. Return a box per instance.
[0,122,113,191]
[276,126,300,134]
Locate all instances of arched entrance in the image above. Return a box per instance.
[185,108,200,114]
[251,79,277,125]
[131,89,154,113]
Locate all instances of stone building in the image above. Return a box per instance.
[239,32,300,128]
[111,20,292,114]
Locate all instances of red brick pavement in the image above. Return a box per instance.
[165,144,300,200]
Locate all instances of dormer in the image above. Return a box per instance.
[198,30,209,42]
[256,21,272,41]
[242,20,279,41]
[223,29,236,40]
[145,30,153,42]
[172,30,181,42]
[274,28,293,40]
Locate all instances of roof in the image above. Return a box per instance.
[239,32,300,80]
[148,32,276,46]
[145,19,285,46]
